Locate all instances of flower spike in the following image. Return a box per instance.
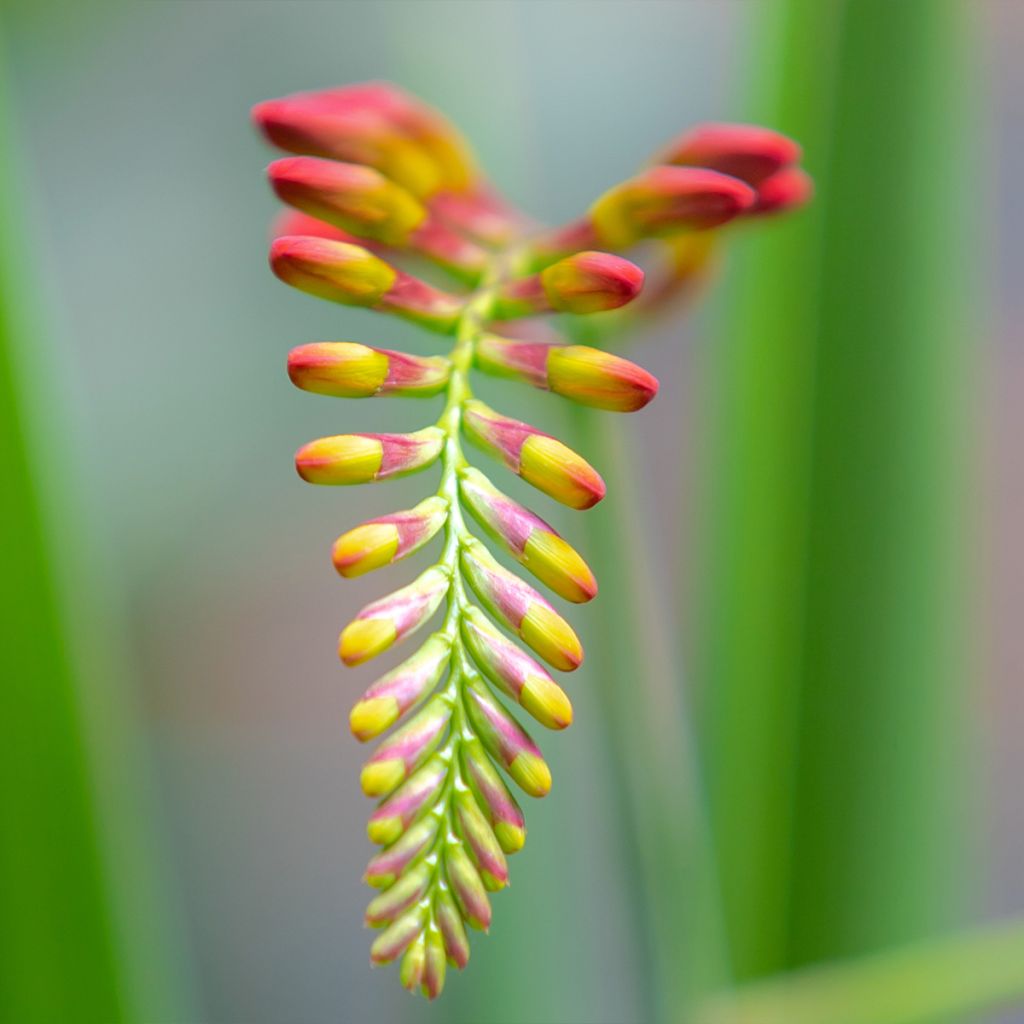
[258,80,809,997]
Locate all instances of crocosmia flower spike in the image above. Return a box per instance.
[256,80,809,998]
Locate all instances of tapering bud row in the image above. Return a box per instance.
[475,336,658,413]
[464,675,551,798]
[271,236,462,331]
[459,468,596,602]
[296,427,444,485]
[462,607,573,729]
[462,400,605,510]
[349,632,451,740]
[339,566,450,666]
[333,497,449,578]
[460,539,582,672]
[494,251,644,318]
[288,342,450,399]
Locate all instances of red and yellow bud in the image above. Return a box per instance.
[364,815,440,888]
[350,632,452,740]
[270,236,462,331]
[369,905,427,965]
[656,121,803,187]
[462,607,573,730]
[399,933,427,992]
[461,400,605,510]
[365,862,432,926]
[367,755,447,845]
[494,252,644,318]
[453,790,509,891]
[434,887,470,968]
[751,166,814,216]
[459,467,596,602]
[288,341,450,399]
[333,497,449,579]
[359,695,452,797]
[464,676,552,798]
[460,540,582,671]
[475,335,658,413]
[269,157,426,245]
[460,738,526,854]
[589,166,756,248]
[339,566,450,667]
[444,842,491,931]
[296,427,444,486]
[421,926,447,999]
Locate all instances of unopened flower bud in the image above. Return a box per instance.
[333,497,449,579]
[656,122,803,187]
[367,755,447,846]
[365,815,440,888]
[339,566,450,667]
[434,887,470,968]
[589,166,756,248]
[350,633,451,740]
[462,399,605,510]
[370,905,427,965]
[459,467,596,602]
[460,539,582,671]
[444,842,491,931]
[460,738,526,854]
[360,695,451,798]
[421,926,447,999]
[288,342,450,399]
[453,790,509,890]
[399,933,427,992]
[751,166,814,216]
[365,862,432,926]
[462,607,572,730]
[296,427,444,486]
[464,676,552,798]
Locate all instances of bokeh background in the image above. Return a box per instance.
[2,2,1023,1023]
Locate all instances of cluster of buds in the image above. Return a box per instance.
[256,81,809,999]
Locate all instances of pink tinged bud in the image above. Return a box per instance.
[350,632,452,740]
[369,905,427,965]
[296,427,444,486]
[657,122,803,187]
[252,96,442,197]
[399,932,427,992]
[340,566,450,668]
[453,790,509,891]
[333,497,449,580]
[459,467,596,603]
[420,926,447,999]
[444,843,491,931]
[435,887,471,968]
[541,251,644,313]
[460,539,583,672]
[272,209,363,244]
[364,862,432,926]
[464,676,552,798]
[461,399,605,510]
[269,157,427,245]
[367,755,447,846]
[494,252,644,318]
[751,166,814,216]
[462,607,573,730]
[360,695,452,798]
[271,236,462,332]
[589,166,757,248]
[365,815,440,888]
[289,342,450,400]
[460,738,526,854]
[475,335,658,414]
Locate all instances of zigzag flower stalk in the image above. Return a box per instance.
[255,81,809,998]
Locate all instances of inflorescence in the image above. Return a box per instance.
[254,82,809,998]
